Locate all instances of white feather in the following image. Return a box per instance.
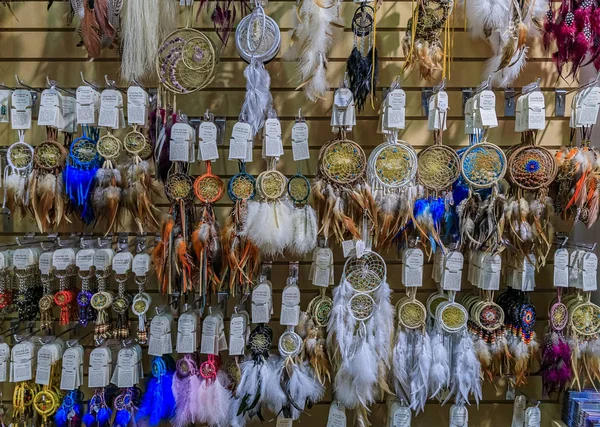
[429,331,449,399]
[291,204,318,255]
[285,362,325,419]
[392,329,410,401]
[446,333,482,405]
[201,373,233,427]
[409,333,432,413]
[241,61,273,136]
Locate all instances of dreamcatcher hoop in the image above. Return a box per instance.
[549,300,568,331]
[70,137,99,168]
[97,133,122,161]
[426,292,448,321]
[318,136,367,185]
[257,169,286,200]
[437,301,468,333]
[228,163,256,202]
[249,324,273,357]
[313,295,333,327]
[235,3,281,63]
[287,173,311,204]
[507,144,557,190]
[157,28,218,94]
[473,301,504,332]
[368,140,417,189]
[460,142,507,189]
[278,329,303,358]
[342,251,386,293]
[194,162,224,204]
[417,144,460,191]
[165,172,194,203]
[398,298,426,330]
[123,129,146,156]
[7,142,34,172]
[348,292,375,322]
[570,302,600,336]
[34,140,67,172]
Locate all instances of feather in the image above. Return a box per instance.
[172,371,199,427]
[82,0,101,58]
[240,60,273,137]
[96,406,112,427]
[392,329,410,402]
[409,333,431,413]
[429,331,449,399]
[291,204,318,255]
[197,373,233,426]
[446,332,482,405]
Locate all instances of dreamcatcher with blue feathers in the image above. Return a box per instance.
[82,387,116,427]
[64,126,101,225]
[55,390,84,427]
[136,356,176,427]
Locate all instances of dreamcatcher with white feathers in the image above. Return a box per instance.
[3,135,34,218]
[327,249,393,427]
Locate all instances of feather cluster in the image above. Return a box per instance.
[290,204,319,255]
[372,184,417,248]
[298,311,332,385]
[286,0,342,101]
[540,331,572,395]
[241,199,294,257]
[92,166,123,234]
[192,206,222,293]
[70,0,121,59]
[240,60,273,137]
[121,158,160,233]
[136,357,176,427]
[3,168,29,218]
[30,169,67,233]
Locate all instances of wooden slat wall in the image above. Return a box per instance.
[0,0,578,425]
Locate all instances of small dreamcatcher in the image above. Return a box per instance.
[3,137,34,217]
[192,161,224,302]
[299,292,333,385]
[121,127,160,233]
[157,27,218,95]
[30,129,68,232]
[346,3,378,111]
[329,249,393,426]
[242,163,294,257]
[236,2,280,136]
[402,0,454,80]
[222,162,259,295]
[540,289,571,396]
[313,133,371,243]
[65,126,101,225]
[368,135,418,247]
[504,131,556,264]
[94,132,124,233]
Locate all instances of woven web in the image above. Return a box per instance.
[8,143,33,169]
[550,302,568,331]
[165,173,193,202]
[71,139,97,165]
[259,170,286,200]
[288,175,310,203]
[349,293,374,321]
[374,145,415,187]
[399,300,425,329]
[236,13,279,61]
[321,141,366,184]
[34,142,65,170]
[510,146,555,190]
[229,174,255,201]
[123,131,146,155]
[97,134,121,160]
[571,303,600,336]
[343,252,385,292]
[462,144,505,188]
[417,145,460,190]
[441,303,467,330]
[194,175,223,204]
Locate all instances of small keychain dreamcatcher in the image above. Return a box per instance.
[94,132,124,233]
[3,136,34,218]
[402,0,454,80]
[222,162,259,295]
[121,127,160,233]
[65,126,101,225]
[192,161,224,303]
[346,3,378,111]
[368,134,418,247]
[457,136,507,253]
[156,27,218,95]
[30,129,68,232]
[328,249,393,427]
[242,161,294,257]
[505,131,557,265]
[313,131,371,243]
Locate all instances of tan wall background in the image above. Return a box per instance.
[0,0,582,425]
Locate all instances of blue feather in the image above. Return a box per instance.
[97,406,112,426]
[430,198,445,227]
[160,371,176,419]
[55,407,68,427]
[82,411,95,427]
[115,409,131,427]
[414,199,428,218]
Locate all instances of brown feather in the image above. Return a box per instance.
[82,3,101,58]
[517,22,528,48]
[497,38,517,70]
[92,0,115,41]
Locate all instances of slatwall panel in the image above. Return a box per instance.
[0,0,579,425]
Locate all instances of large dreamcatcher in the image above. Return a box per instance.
[313,132,373,243]
[30,129,68,232]
[368,133,418,247]
[328,249,392,427]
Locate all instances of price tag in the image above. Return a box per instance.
[403,248,424,287]
[276,416,293,427]
[11,89,33,130]
[341,240,355,258]
[326,403,347,427]
[251,283,272,324]
[127,86,148,126]
[38,90,62,128]
[229,314,247,356]
[582,252,598,291]
[76,86,99,125]
[199,121,219,161]
[39,252,54,275]
[280,284,300,326]
[112,252,133,275]
[554,248,569,287]
[98,89,122,129]
[132,253,150,277]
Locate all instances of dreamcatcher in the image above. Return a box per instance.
[327,250,392,427]
[64,126,101,225]
[415,125,461,254]
[136,356,176,426]
[402,0,453,80]
[93,132,123,233]
[121,127,160,233]
[298,292,333,385]
[285,0,342,101]
[564,292,600,390]
[287,158,318,256]
[222,162,259,295]
[192,160,224,303]
[313,132,373,243]
[368,132,418,248]
[504,130,556,264]
[236,1,280,136]
[540,288,572,396]
[457,134,507,253]
[30,129,68,233]
[392,288,431,412]
[172,354,201,427]
[156,26,218,96]
[121,0,176,82]
[544,0,600,77]
[3,136,34,218]
[69,0,121,58]
[242,161,293,257]
[113,387,141,427]
[465,0,546,86]
[82,387,114,427]
[346,3,378,111]
[461,292,508,381]
[497,288,540,387]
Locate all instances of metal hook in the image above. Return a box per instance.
[566,73,600,95]
[14,75,39,93]
[46,76,76,97]
[104,75,127,94]
[14,327,42,343]
[67,329,94,347]
[80,71,100,91]
[131,78,148,93]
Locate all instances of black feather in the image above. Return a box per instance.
[346,47,379,112]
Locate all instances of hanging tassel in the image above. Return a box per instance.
[346,47,378,112]
[240,60,273,136]
[241,200,294,257]
[540,331,572,395]
[409,332,432,413]
[122,158,160,233]
[197,372,233,426]
[445,332,482,405]
[172,360,201,427]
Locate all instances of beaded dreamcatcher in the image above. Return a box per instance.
[328,249,392,427]
[157,27,218,95]
[346,3,378,111]
[30,129,68,232]
[94,132,124,233]
[192,161,224,302]
[121,127,160,233]
[313,132,372,243]
[504,131,557,264]
[3,137,34,217]
[236,2,280,136]
[64,126,100,225]
[402,0,454,80]
[221,162,259,295]
[242,161,294,257]
[368,134,418,247]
